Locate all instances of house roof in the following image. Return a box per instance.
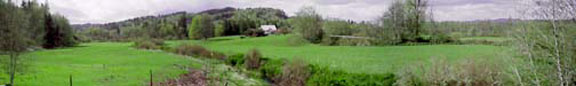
[260,25,277,31]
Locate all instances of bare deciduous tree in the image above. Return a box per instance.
[291,7,324,43]
[516,0,576,85]
[379,0,429,44]
[0,0,33,85]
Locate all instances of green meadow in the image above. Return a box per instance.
[0,35,508,85]
[1,43,202,86]
[168,35,507,74]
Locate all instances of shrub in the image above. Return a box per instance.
[226,53,245,66]
[245,49,262,70]
[278,59,311,86]
[133,39,165,50]
[395,58,504,86]
[260,58,285,83]
[173,44,227,59]
[256,57,396,86]
[243,29,266,37]
[429,34,455,44]
[307,65,396,86]
[174,44,207,56]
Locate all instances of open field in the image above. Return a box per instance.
[168,35,508,74]
[0,35,510,85]
[1,43,202,86]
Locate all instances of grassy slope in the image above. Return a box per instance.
[168,35,506,74]
[2,43,202,86]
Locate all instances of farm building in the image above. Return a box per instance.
[259,25,277,35]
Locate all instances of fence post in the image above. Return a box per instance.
[149,70,153,86]
[69,74,73,86]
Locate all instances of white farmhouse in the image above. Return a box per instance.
[260,25,277,35]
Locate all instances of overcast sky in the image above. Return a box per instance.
[35,0,527,24]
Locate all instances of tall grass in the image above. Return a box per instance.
[395,57,510,86]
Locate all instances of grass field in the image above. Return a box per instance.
[0,43,203,86]
[0,35,509,85]
[168,35,507,74]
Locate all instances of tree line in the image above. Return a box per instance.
[77,7,289,42]
[290,0,450,46]
[0,0,76,85]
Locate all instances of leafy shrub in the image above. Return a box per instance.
[173,44,227,59]
[255,57,396,86]
[226,53,245,66]
[260,58,285,83]
[429,34,455,44]
[243,29,266,37]
[173,44,209,56]
[245,49,262,70]
[307,65,396,86]
[133,39,165,50]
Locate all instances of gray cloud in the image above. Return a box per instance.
[432,0,523,21]
[40,0,526,24]
[314,0,356,5]
[430,0,494,6]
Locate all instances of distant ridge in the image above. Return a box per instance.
[72,7,287,31]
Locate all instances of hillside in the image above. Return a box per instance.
[72,7,288,31]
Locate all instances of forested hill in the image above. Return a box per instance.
[72,7,288,31]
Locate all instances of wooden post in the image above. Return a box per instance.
[149,70,153,86]
[69,74,73,86]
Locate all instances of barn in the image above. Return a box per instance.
[259,25,277,35]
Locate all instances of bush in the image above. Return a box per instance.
[173,44,208,56]
[429,34,455,44]
[278,59,311,86]
[243,29,266,37]
[133,39,165,50]
[173,44,227,59]
[226,53,245,66]
[395,58,504,86]
[255,57,396,86]
[245,49,262,70]
[260,58,285,83]
[307,65,396,86]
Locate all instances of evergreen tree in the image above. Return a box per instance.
[43,14,76,49]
